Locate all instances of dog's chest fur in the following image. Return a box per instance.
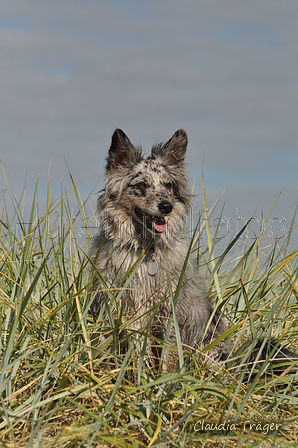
[93,234,191,328]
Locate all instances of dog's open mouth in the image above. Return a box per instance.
[135,208,167,233]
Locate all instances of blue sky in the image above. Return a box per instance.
[1,0,298,247]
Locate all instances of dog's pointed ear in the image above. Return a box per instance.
[152,129,188,166]
[106,129,136,171]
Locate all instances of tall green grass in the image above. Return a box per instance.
[0,170,298,448]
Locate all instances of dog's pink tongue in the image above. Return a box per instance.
[153,217,167,233]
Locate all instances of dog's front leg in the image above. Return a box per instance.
[161,324,180,373]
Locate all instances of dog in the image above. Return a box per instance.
[90,128,297,373]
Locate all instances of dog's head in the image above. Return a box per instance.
[100,129,190,241]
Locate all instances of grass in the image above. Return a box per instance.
[1,170,298,448]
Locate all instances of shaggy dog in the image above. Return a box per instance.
[90,129,297,373]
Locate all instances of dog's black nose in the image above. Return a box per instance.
[159,200,173,215]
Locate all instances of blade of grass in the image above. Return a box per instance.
[201,162,222,302]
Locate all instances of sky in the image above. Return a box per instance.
[1,0,298,249]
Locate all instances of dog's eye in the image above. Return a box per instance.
[165,182,172,190]
[136,182,146,189]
